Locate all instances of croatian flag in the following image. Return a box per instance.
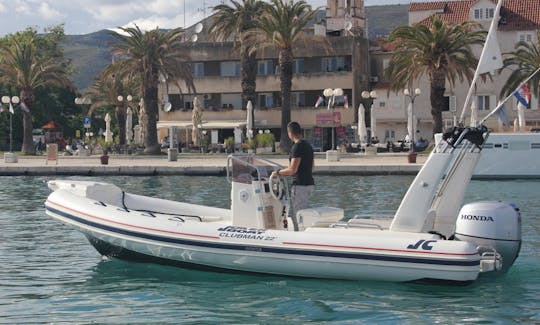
[20,101,30,113]
[314,96,324,108]
[343,95,349,109]
[496,103,510,126]
[514,85,531,107]
[9,102,15,114]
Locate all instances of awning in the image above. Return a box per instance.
[157,121,193,129]
[201,121,246,129]
[158,120,246,129]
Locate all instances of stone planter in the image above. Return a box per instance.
[365,147,377,155]
[326,150,340,162]
[4,152,18,163]
[168,148,178,161]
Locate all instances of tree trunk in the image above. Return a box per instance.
[429,69,446,136]
[279,48,294,152]
[143,85,161,154]
[115,106,127,145]
[241,45,257,111]
[20,89,35,155]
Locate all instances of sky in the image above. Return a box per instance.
[0,0,421,36]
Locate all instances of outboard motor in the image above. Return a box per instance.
[455,201,521,272]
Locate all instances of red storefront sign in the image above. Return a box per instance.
[316,112,341,127]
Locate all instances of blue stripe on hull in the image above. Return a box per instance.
[46,206,479,267]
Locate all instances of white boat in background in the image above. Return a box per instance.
[435,132,540,178]
[45,126,522,284]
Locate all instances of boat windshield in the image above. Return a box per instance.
[227,154,279,184]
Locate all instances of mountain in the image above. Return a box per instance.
[62,4,408,91]
[62,30,115,92]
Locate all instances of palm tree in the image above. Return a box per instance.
[86,70,140,145]
[210,0,267,112]
[0,31,71,154]
[501,30,540,98]
[109,25,195,154]
[386,17,485,135]
[254,0,320,151]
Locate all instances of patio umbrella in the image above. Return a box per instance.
[192,96,203,146]
[370,104,376,141]
[513,118,519,132]
[104,113,113,143]
[469,100,478,127]
[407,102,413,144]
[517,101,526,131]
[246,100,254,139]
[357,103,367,144]
[126,107,133,144]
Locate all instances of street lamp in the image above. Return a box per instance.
[323,87,343,151]
[403,88,421,154]
[361,90,377,143]
[1,95,20,153]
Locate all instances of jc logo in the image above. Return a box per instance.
[407,239,436,251]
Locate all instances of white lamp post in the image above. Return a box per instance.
[1,95,20,154]
[404,88,421,153]
[323,87,344,151]
[361,90,377,144]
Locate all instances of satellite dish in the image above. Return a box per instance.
[191,34,198,42]
[195,23,203,34]
[163,102,172,112]
[344,21,353,32]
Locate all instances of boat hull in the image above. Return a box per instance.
[45,190,481,283]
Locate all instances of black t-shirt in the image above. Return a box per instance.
[289,139,315,186]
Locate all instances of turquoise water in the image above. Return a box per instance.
[1,175,539,324]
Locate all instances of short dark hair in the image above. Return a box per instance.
[287,122,302,136]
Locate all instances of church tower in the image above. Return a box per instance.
[326,0,366,35]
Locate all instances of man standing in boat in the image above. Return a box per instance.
[272,122,315,231]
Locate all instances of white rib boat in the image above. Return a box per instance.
[45,126,521,283]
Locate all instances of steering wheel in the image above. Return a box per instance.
[268,172,285,200]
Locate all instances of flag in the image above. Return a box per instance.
[476,0,503,75]
[20,101,30,113]
[9,102,14,114]
[343,95,349,109]
[314,96,324,108]
[514,85,531,107]
[496,103,510,126]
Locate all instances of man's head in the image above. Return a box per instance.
[287,122,302,141]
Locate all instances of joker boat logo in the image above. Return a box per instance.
[217,226,276,241]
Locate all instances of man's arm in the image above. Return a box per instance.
[274,157,301,177]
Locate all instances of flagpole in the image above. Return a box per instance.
[458,0,503,125]
[479,67,540,125]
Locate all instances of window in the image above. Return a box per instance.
[293,59,304,74]
[442,95,456,112]
[321,57,345,72]
[193,63,204,78]
[291,92,305,107]
[221,93,242,109]
[168,94,182,109]
[477,95,496,111]
[518,33,534,43]
[257,60,274,75]
[220,61,240,77]
[258,93,274,108]
[474,8,483,20]
[485,8,494,19]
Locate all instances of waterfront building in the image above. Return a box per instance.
[158,0,370,151]
[370,0,540,143]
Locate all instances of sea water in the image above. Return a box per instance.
[0,175,539,324]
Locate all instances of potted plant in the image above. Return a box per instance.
[224,137,235,153]
[246,139,256,154]
[100,150,109,165]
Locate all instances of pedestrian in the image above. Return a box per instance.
[271,122,315,231]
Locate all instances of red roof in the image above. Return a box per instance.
[42,121,62,129]
[410,0,540,31]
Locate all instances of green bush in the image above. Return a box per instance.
[255,133,275,147]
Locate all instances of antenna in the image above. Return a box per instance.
[163,102,172,112]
